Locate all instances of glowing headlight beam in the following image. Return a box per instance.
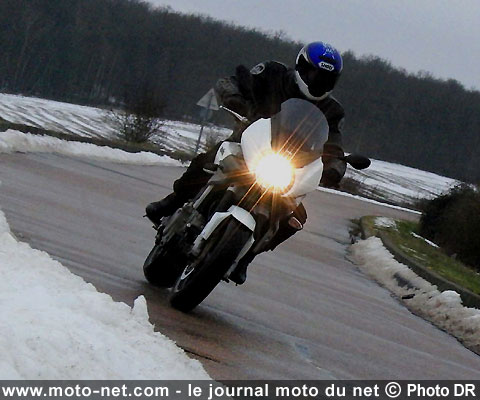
[254,153,294,191]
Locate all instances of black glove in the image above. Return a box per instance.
[235,65,255,101]
[214,77,249,116]
[320,143,347,188]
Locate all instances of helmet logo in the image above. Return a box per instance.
[318,61,334,71]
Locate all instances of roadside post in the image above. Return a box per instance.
[195,88,219,155]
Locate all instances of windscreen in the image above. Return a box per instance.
[270,98,329,167]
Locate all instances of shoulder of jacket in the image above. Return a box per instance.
[318,95,345,117]
[250,60,289,75]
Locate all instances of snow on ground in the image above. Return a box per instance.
[0,130,182,166]
[349,237,480,354]
[318,187,422,215]
[0,205,210,380]
[0,93,117,138]
[345,158,459,205]
[411,232,440,248]
[373,216,397,229]
[161,119,230,155]
[0,93,459,205]
[0,93,230,155]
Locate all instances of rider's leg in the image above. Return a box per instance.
[145,142,223,224]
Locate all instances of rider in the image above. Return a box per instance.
[146,42,346,284]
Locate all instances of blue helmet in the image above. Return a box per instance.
[295,42,343,100]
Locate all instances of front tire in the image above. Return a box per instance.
[169,218,251,312]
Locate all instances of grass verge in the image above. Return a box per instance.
[362,216,480,296]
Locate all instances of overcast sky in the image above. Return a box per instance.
[146,0,480,90]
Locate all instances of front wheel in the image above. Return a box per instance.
[169,218,251,312]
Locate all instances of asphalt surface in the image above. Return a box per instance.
[1,152,480,379]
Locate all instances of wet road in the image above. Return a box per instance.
[1,152,480,379]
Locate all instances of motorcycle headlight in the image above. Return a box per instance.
[254,152,294,191]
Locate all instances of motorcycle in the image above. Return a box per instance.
[143,98,370,312]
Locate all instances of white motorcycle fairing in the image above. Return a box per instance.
[241,118,325,198]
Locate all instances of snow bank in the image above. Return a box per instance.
[0,207,210,380]
[349,237,480,353]
[0,130,182,166]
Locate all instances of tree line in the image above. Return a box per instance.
[1,0,479,182]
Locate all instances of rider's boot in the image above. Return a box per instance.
[145,193,184,225]
[229,251,256,285]
[228,211,305,285]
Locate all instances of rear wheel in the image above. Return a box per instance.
[169,218,251,312]
[143,244,185,288]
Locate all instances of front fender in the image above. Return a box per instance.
[200,206,256,241]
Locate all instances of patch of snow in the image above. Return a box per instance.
[411,232,439,248]
[0,130,182,166]
[349,237,480,353]
[374,217,397,229]
[0,205,210,380]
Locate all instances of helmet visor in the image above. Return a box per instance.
[296,54,339,97]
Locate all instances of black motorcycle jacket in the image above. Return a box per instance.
[214,60,346,186]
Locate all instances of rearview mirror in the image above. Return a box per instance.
[344,154,371,170]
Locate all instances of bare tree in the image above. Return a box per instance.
[111,84,166,144]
